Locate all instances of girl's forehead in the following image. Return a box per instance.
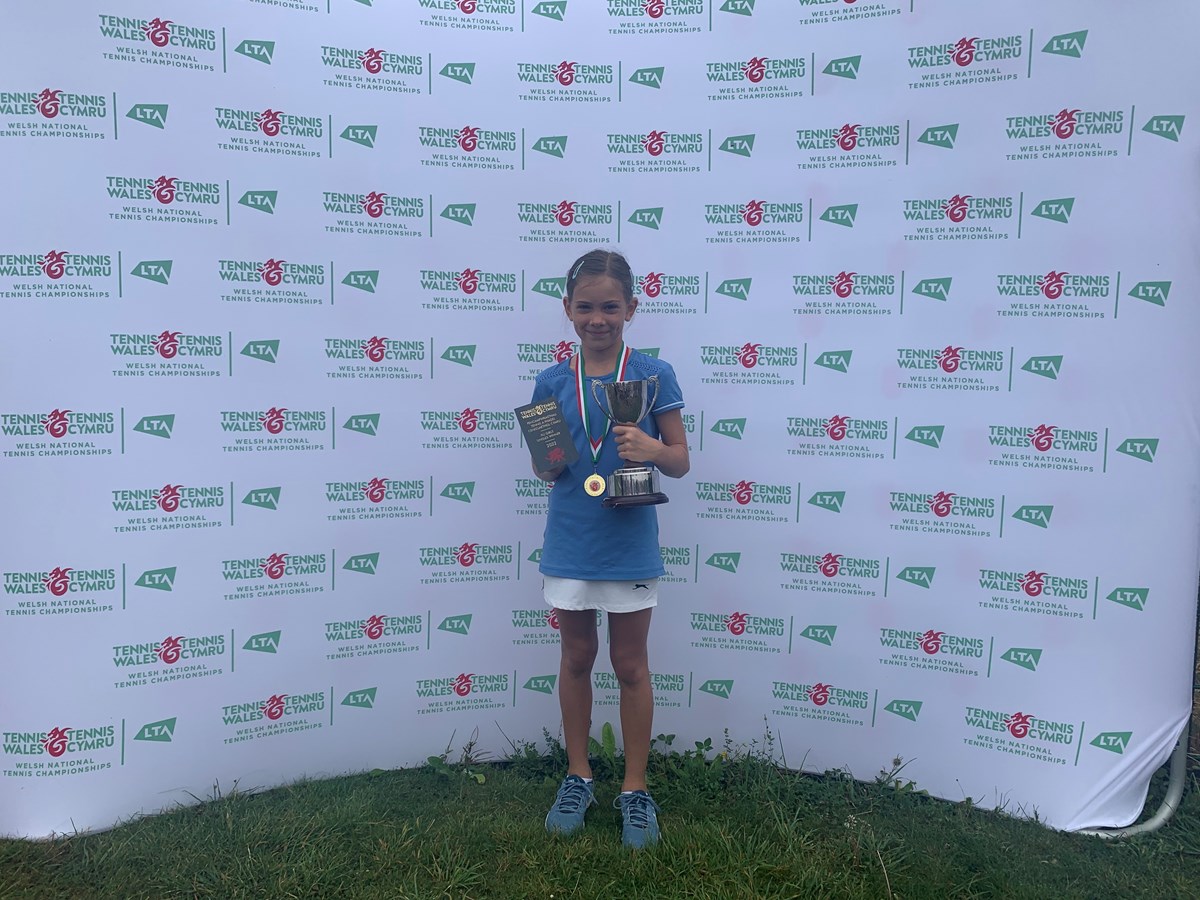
[571,274,626,298]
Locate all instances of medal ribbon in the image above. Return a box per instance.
[575,343,632,470]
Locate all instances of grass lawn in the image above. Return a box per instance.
[3,731,1199,899]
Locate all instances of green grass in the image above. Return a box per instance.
[3,733,1200,899]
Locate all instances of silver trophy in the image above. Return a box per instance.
[590,376,669,508]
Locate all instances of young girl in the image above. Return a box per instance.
[528,248,690,849]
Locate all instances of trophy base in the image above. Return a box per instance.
[603,492,670,509]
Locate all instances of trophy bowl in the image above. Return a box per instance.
[591,376,669,509]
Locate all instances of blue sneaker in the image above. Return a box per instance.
[616,790,660,849]
[545,775,595,836]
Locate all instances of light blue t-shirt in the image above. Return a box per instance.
[530,351,685,581]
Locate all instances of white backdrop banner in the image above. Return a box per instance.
[2,0,1198,837]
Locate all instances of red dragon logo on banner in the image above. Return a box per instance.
[731,480,755,505]
[927,491,955,518]
[43,567,72,596]
[361,191,387,218]
[741,56,768,82]
[920,630,944,655]
[836,124,860,151]
[35,89,62,119]
[457,268,480,294]
[554,61,577,85]
[1050,108,1081,139]
[155,636,183,664]
[725,612,748,635]
[364,477,388,504]
[554,200,576,226]
[39,250,68,279]
[741,200,765,226]
[552,341,576,362]
[453,673,474,696]
[824,415,850,441]
[640,272,663,297]
[142,18,173,47]
[830,271,856,298]
[644,0,665,17]
[155,484,183,512]
[258,259,286,286]
[818,553,842,578]
[1005,712,1033,738]
[1027,424,1056,452]
[456,543,478,567]
[736,342,761,368]
[808,683,831,706]
[358,48,385,74]
[41,409,71,438]
[256,109,283,136]
[262,695,288,720]
[456,408,481,432]
[1019,571,1047,597]
[952,37,979,67]
[363,614,386,640]
[941,194,971,222]
[41,727,71,758]
[152,176,178,204]
[936,345,963,373]
[642,130,667,156]
[456,126,479,152]
[260,407,288,434]
[261,553,288,580]
[361,336,388,362]
[545,610,561,630]
[1037,270,1067,299]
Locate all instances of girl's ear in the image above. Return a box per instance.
[562,295,571,317]
[625,297,638,320]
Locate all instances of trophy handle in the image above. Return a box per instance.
[590,378,615,423]
[643,375,660,423]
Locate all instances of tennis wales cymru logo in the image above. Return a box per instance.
[321,46,424,94]
[895,344,1006,393]
[420,407,516,450]
[420,267,516,312]
[694,479,793,525]
[417,124,518,170]
[214,106,324,159]
[97,15,219,71]
[3,724,118,775]
[325,614,423,661]
[906,34,1025,90]
[791,271,897,316]
[607,131,704,174]
[901,192,1017,241]
[221,551,329,602]
[795,122,901,170]
[218,258,327,307]
[0,250,115,301]
[220,407,329,454]
[632,270,701,315]
[4,565,118,619]
[112,633,228,689]
[771,680,872,727]
[977,566,1091,620]
[888,489,1000,538]
[417,1,519,34]
[779,550,882,597]
[879,628,987,677]
[105,175,222,226]
[0,88,110,140]
[323,336,427,381]
[111,483,226,534]
[705,55,807,101]
[322,191,425,237]
[986,423,1100,473]
[516,341,574,380]
[963,707,1076,765]
[419,542,514,585]
[605,0,705,36]
[690,609,786,655]
[324,476,426,522]
[516,59,616,104]
[414,672,510,716]
[220,691,327,743]
[785,414,889,460]
[1004,107,1125,161]
[703,198,806,244]
[516,199,616,243]
[699,342,799,387]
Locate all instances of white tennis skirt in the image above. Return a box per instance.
[543,575,659,614]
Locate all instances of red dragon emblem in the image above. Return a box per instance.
[742,56,768,83]
[256,109,283,137]
[142,18,173,47]
[741,200,765,226]
[941,194,971,223]
[458,0,478,11]
[153,330,182,358]
[642,130,667,157]
[457,408,481,432]
[1050,109,1081,140]
[952,37,979,67]
[836,124,860,151]
[259,407,288,434]
[808,683,831,706]
[640,272,663,298]
[258,259,286,286]
[736,343,761,368]
[35,89,62,119]
[456,543,478,567]
[39,250,68,280]
[362,192,387,218]
[552,341,576,362]
[456,126,479,152]
[456,268,480,294]
[358,49,385,74]
[152,176,178,205]
[1037,270,1067,300]
[262,694,288,720]
[920,629,944,655]
[363,614,386,640]
[364,477,388,504]
[829,271,855,298]
[155,484,183,512]
[644,0,665,17]
[928,491,955,518]
[554,61,577,85]
[1019,571,1047,597]
[731,480,755,505]
[362,336,388,362]
[725,612,748,635]
[545,610,561,630]
[818,553,842,578]
[1027,425,1056,453]
[936,345,963,373]
[41,727,71,758]
[261,553,288,580]
[43,567,72,597]
[1005,712,1033,739]
[155,636,183,664]
[554,201,576,226]
[41,409,71,438]
[453,673,474,696]
[824,415,849,441]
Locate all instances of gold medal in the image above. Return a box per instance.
[584,474,607,497]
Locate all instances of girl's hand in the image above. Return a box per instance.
[612,424,660,464]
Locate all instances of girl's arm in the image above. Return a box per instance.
[532,458,565,482]
[612,409,690,478]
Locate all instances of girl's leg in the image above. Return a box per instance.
[556,608,599,778]
[608,608,654,792]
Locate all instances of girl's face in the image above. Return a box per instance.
[563,274,636,359]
